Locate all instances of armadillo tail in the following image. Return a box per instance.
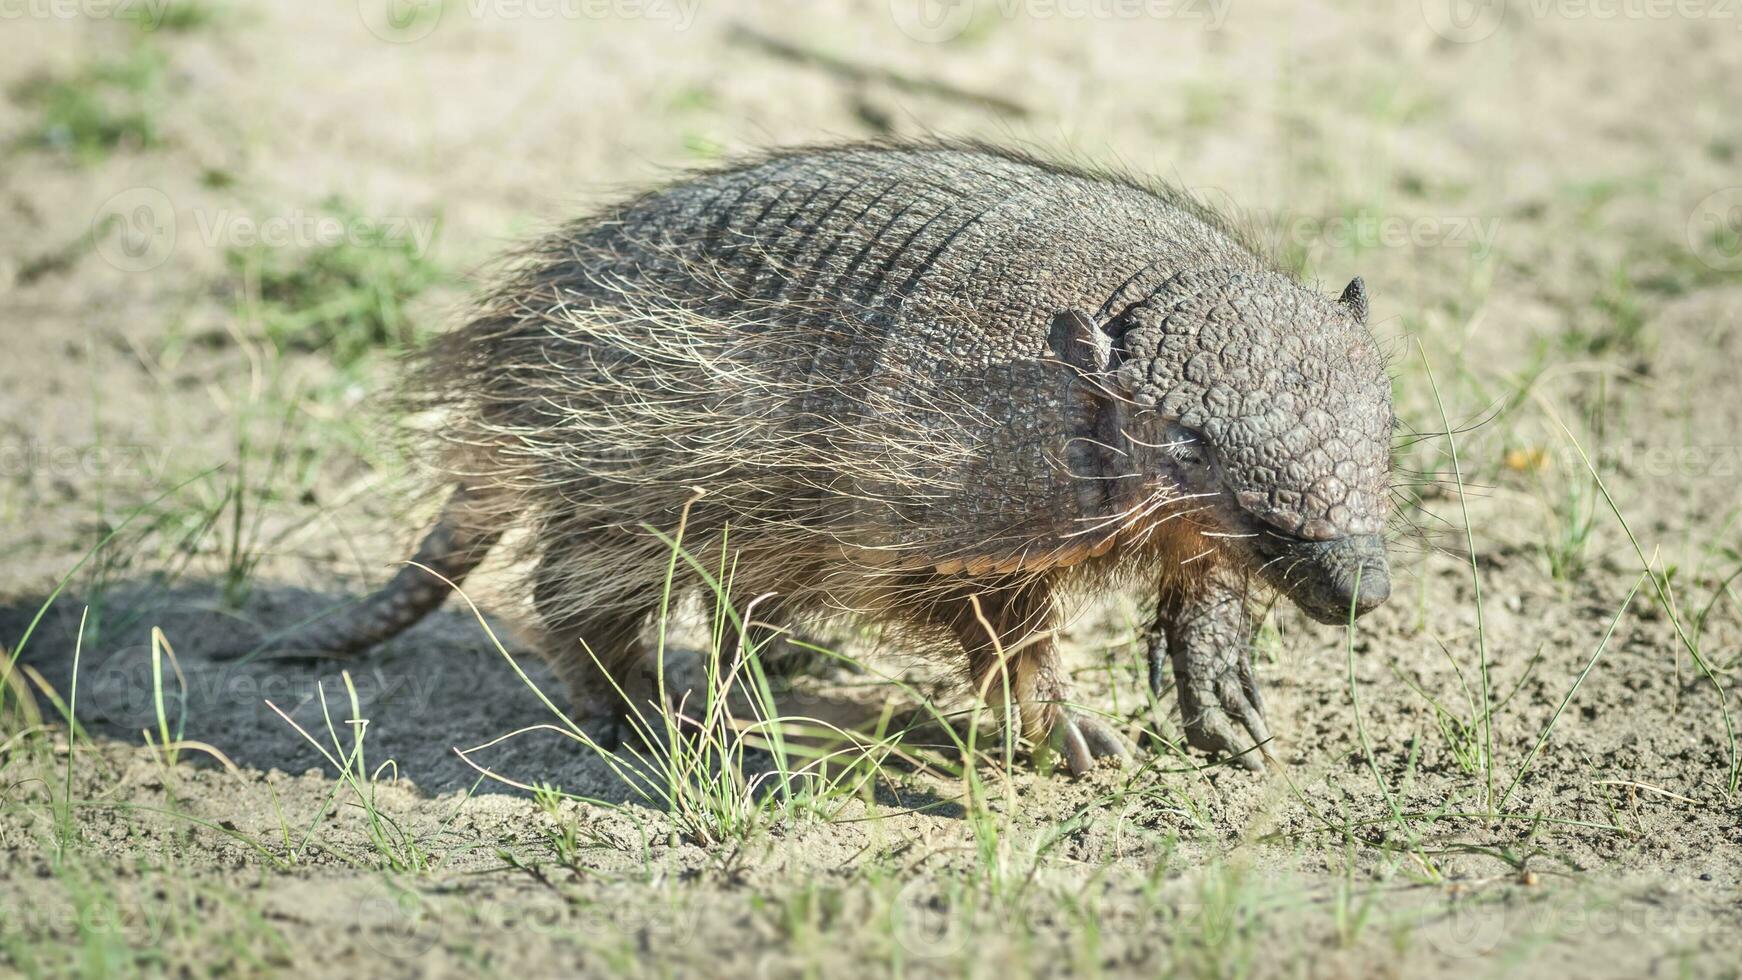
[245,486,502,659]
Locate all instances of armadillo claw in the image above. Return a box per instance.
[1050,709,1132,777]
[1178,674,1270,771]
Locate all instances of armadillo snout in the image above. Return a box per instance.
[1316,533,1390,620]
[1257,532,1390,625]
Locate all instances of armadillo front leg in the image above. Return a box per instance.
[945,583,1130,776]
[1150,570,1271,770]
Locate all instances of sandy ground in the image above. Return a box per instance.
[3,1,1741,977]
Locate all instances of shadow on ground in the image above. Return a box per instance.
[3,580,661,799]
[2,579,961,812]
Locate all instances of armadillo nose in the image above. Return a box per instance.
[1255,529,1393,624]
[1342,559,1390,617]
[1325,533,1390,619]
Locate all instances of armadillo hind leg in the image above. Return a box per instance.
[534,578,664,752]
[233,485,502,659]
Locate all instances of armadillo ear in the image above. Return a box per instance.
[1049,309,1131,475]
[1048,309,1115,376]
[1338,277,1370,325]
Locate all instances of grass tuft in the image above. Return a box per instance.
[13,46,166,164]
[229,198,445,369]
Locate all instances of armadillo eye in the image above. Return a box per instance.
[1165,423,1212,467]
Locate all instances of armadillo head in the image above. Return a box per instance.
[1109,268,1394,624]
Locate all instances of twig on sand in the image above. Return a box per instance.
[1591,779,1701,807]
[727,23,1032,119]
